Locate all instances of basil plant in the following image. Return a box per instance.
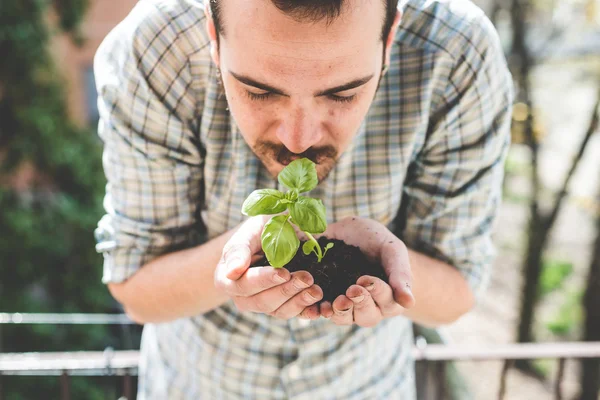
[241,158,334,268]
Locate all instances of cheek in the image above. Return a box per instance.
[323,108,354,145]
[324,98,373,146]
[326,100,369,130]
[226,93,277,140]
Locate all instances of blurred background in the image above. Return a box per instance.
[0,0,599,399]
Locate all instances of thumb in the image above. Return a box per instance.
[389,270,416,309]
[381,240,416,309]
[222,245,252,281]
[220,215,269,281]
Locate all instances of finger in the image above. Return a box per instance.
[389,272,416,309]
[380,240,415,308]
[357,276,402,316]
[221,216,269,280]
[320,301,334,319]
[220,266,290,297]
[298,304,321,320]
[245,271,315,314]
[330,295,354,326]
[271,285,323,319]
[223,246,253,280]
[346,284,381,328]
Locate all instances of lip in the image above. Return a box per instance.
[279,155,302,166]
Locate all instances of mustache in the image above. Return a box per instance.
[254,141,338,165]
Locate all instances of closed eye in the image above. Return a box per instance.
[246,90,355,104]
[246,91,273,101]
[328,94,356,104]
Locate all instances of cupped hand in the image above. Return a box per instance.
[300,216,415,327]
[214,215,323,319]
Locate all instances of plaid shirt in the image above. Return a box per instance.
[94,0,512,398]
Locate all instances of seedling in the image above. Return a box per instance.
[241,158,334,268]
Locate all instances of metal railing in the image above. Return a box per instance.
[2,314,600,400]
[0,313,135,325]
[413,338,600,400]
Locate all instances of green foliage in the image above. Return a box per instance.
[0,1,140,398]
[302,240,317,256]
[277,158,319,193]
[303,241,333,259]
[241,189,287,216]
[52,0,90,33]
[289,197,327,234]
[538,259,573,297]
[531,359,552,379]
[546,290,583,337]
[242,158,334,267]
[261,215,300,268]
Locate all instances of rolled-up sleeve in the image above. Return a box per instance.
[93,3,205,284]
[399,16,513,301]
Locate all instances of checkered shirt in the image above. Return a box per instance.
[93,0,513,398]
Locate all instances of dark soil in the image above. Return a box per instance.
[254,236,388,303]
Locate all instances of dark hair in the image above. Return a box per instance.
[209,0,399,43]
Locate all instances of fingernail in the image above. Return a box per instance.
[350,295,365,304]
[335,307,351,315]
[273,273,288,284]
[363,282,375,291]
[404,282,413,296]
[304,291,318,301]
[293,279,310,290]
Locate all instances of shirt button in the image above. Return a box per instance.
[288,365,301,380]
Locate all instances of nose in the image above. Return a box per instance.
[275,105,323,155]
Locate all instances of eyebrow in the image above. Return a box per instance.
[229,71,375,97]
[315,74,374,96]
[230,71,288,96]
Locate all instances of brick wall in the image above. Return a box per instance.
[53,0,138,125]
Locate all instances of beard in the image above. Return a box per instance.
[251,140,339,183]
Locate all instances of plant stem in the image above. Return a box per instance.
[304,232,323,262]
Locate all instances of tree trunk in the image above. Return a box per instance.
[514,215,547,372]
[579,188,600,399]
[517,219,546,344]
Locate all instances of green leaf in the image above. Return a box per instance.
[241,189,287,216]
[289,196,327,234]
[539,259,573,297]
[323,242,334,258]
[285,189,299,202]
[278,158,318,192]
[302,240,316,255]
[545,290,582,337]
[261,215,300,268]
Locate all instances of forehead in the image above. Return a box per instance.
[218,0,385,81]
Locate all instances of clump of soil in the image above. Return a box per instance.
[255,237,388,303]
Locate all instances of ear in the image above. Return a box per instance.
[384,10,402,67]
[204,2,220,67]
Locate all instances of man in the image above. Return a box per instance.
[93,0,512,397]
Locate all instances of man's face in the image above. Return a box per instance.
[211,0,391,182]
